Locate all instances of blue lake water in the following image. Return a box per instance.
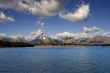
[0,47,110,73]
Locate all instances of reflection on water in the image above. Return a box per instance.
[0,47,110,73]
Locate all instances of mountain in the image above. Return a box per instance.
[53,35,110,45]
[0,35,27,43]
[30,32,110,45]
[57,36,75,43]
[30,33,63,44]
[0,35,33,47]
[90,36,110,45]
[11,37,27,43]
[70,36,110,45]
[1,32,110,46]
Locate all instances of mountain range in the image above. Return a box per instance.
[30,33,110,45]
[0,32,110,46]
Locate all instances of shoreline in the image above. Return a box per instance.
[0,44,110,48]
[34,44,110,47]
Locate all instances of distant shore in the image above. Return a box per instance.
[0,40,34,47]
[1,42,110,48]
[34,43,110,47]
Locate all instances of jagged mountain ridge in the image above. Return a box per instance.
[30,33,63,44]
[0,32,110,45]
[30,33,110,45]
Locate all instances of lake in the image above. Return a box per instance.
[0,47,110,73]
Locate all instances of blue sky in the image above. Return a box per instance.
[0,0,110,36]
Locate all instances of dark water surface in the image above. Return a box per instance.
[0,47,110,73]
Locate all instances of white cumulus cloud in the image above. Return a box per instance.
[0,11,14,23]
[56,32,93,39]
[0,0,69,17]
[56,26,109,39]
[0,0,91,23]
[59,3,90,22]
[83,26,108,36]
[56,32,75,37]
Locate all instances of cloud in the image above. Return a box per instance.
[74,32,94,39]
[56,32,93,39]
[83,26,108,36]
[56,26,109,39]
[26,0,69,17]
[56,32,75,37]
[0,0,69,17]
[28,0,61,16]
[59,3,90,22]
[0,11,14,23]
[83,26,100,33]
[0,0,90,23]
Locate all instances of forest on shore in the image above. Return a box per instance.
[0,40,34,47]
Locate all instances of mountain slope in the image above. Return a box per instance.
[31,33,63,44]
